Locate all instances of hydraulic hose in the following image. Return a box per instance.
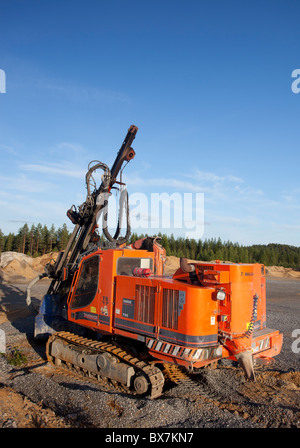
[26,273,47,316]
[102,188,131,245]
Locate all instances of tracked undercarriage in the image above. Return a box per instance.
[46,332,165,399]
[45,332,220,399]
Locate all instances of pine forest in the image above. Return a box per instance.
[0,224,299,269]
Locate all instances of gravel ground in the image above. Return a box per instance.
[0,277,299,432]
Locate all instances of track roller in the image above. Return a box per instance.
[133,374,150,395]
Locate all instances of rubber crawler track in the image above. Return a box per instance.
[163,363,196,388]
[46,331,165,399]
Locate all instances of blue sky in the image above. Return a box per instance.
[0,0,300,245]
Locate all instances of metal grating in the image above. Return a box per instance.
[196,265,215,272]
[162,289,179,330]
[135,285,156,324]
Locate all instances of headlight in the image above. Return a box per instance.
[214,346,223,357]
[216,289,226,301]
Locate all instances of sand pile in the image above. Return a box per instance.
[164,256,181,275]
[266,265,300,278]
[0,252,31,269]
[30,253,59,273]
[2,259,40,280]
[0,252,59,283]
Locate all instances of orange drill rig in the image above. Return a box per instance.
[27,125,283,399]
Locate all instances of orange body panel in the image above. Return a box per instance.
[66,251,282,369]
[228,264,264,335]
[114,276,218,347]
[186,261,266,337]
[67,249,155,335]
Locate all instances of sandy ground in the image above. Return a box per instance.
[0,252,299,429]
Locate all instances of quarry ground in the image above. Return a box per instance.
[0,254,299,432]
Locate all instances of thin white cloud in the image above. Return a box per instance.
[0,144,17,155]
[186,169,244,184]
[0,173,54,193]
[1,150,299,246]
[283,224,300,230]
[39,78,132,104]
[126,170,245,199]
[127,176,203,192]
[53,142,85,154]
[0,197,67,222]
[20,162,86,179]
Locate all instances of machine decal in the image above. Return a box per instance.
[100,296,109,316]
[178,290,186,315]
[122,298,135,319]
[73,311,98,322]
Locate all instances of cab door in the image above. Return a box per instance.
[68,255,100,329]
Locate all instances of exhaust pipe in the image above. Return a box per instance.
[180,257,195,273]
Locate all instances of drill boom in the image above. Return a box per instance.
[47,125,138,293]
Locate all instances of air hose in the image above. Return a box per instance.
[233,293,259,340]
[245,294,259,338]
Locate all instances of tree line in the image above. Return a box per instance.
[0,224,299,268]
[0,223,70,257]
[131,233,300,268]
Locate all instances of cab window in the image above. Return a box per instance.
[116,257,153,276]
[70,256,99,309]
